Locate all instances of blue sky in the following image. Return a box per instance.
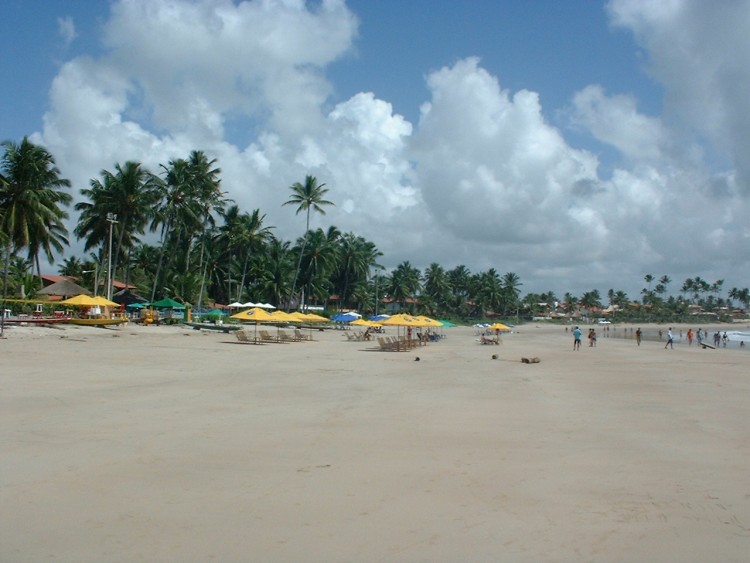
[1,0,748,298]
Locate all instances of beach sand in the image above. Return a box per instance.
[2,322,749,561]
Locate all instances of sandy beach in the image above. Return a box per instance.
[2,321,749,561]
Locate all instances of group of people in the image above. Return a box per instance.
[573,325,744,350]
[571,326,599,350]
[632,327,740,349]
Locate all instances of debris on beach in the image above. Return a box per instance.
[521,357,540,364]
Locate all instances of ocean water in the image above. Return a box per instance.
[594,326,750,350]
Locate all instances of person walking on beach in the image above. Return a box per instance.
[573,326,582,351]
[636,327,642,346]
[687,328,693,347]
[665,327,674,349]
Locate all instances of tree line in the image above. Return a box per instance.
[2,138,748,321]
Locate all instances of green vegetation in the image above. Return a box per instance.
[1,139,748,323]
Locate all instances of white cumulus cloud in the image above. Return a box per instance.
[32,0,750,296]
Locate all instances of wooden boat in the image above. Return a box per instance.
[67,317,129,327]
[2,316,72,325]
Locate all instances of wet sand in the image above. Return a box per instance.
[2,322,749,561]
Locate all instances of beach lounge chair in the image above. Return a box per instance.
[278,330,296,343]
[259,329,282,343]
[377,337,397,351]
[235,330,262,344]
[294,329,311,341]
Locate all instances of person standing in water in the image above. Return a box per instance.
[573,326,582,351]
[635,327,642,346]
[665,327,674,349]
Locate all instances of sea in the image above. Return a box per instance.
[593,325,750,351]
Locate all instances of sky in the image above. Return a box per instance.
[1,0,749,300]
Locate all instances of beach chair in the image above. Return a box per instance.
[259,329,281,343]
[294,329,311,341]
[236,330,262,345]
[388,336,407,351]
[278,330,296,343]
[377,337,396,351]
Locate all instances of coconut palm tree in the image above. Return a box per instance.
[422,263,452,316]
[1,138,72,297]
[644,273,654,292]
[230,208,274,303]
[189,151,228,310]
[502,271,522,317]
[283,175,334,309]
[447,265,471,314]
[297,227,339,307]
[388,261,421,313]
[332,232,381,310]
[75,161,160,295]
[255,238,293,308]
[473,269,503,317]
[562,292,579,317]
[58,256,84,278]
[149,158,202,300]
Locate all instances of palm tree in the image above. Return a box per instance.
[388,261,421,313]
[149,158,202,300]
[188,151,227,309]
[562,292,579,317]
[255,238,294,308]
[298,227,339,307]
[474,269,503,317]
[283,175,334,309]
[1,138,72,306]
[502,271,523,317]
[644,273,654,292]
[447,265,471,315]
[75,161,160,295]
[659,275,671,293]
[422,263,451,316]
[58,256,84,278]
[332,232,381,309]
[1,139,72,273]
[235,209,274,302]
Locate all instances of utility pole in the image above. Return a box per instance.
[106,213,118,301]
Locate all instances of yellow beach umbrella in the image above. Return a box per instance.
[489,322,511,332]
[91,295,120,307]
[378,313,419,326]
[230,307,276,342]
[378,313,423,349]
[286,312,308,323]
[351,318,380,327]
[301,313,329,322]
[270,310,296,322]
[230,307,275,322]
[59,294,101,307]
[414,315,442,327]
[296,312,328,340]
